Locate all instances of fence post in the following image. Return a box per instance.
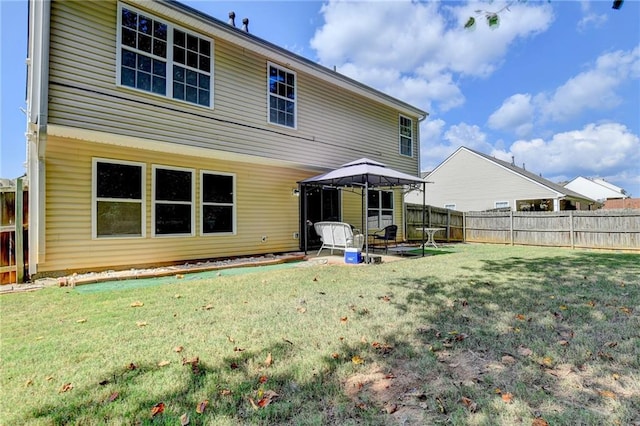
[446,209,451,242]
[510,210,514,246]
[569,211,574,249]
[463,212,466,242]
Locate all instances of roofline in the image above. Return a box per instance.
[142,0,428,119]
[439,147,597,204]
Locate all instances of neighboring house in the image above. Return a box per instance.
[25,0,427,277]
[563,176,628,203]
[405,147,596,212]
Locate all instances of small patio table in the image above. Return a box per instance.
[416,227,446,249]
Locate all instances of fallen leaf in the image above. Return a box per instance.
[612,373,620,380]
[559,305,568,311]
[25,379,33,387]
[59,383,73,393]
[515,314,526,321]
[532,419,549,426]
[46,376,54,381]
[598,389,617,399]
[226,335,235,343]
[220,389,232,396]
[249,398,260,410]
[461,396,478,412]
[233,346,245,352]
[203,303,213,310]
[180,412,190,426]
[619,306,631,314]
[542,356,554,366]
[76,319,87,323]
[150,402,164,417]
[501,355,516,365]
[259,375,268,384]
[558,340,570,346]
[586,300,596,307]
[265,353,273,367]
[379,295,391,302]
[501,393,513,403]
[136,321,148,327]
[98,379,109,386]
[340,316,348,323]
[157,360,170,367]
[494,388,502,394]
[174,294,182,299]
[312,276,318,282]
[130,301,144,307]
[296,307,307,313]
[126,362,137,370]
[108,392,119,402]
[435,396,446,413]
[331,352,340,359]
[230,362,239,369]
[174,345,184,353]
[196,400,208,414]
[352,355,364,364]
[604,341,618,348]
[256,390,279,408]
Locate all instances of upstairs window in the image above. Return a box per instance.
[399,115,413,157]
[268,63,296,128]
[118,4,212,107]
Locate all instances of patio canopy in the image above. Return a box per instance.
[298,158,428,260]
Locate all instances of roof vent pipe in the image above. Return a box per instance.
[511,156,515,166]
[242,18,249,32]
[228,11,236,27]
[522,163,526,171]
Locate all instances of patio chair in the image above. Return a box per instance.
[369,224,398,253]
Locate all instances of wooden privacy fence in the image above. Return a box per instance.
[464,210,639,250]
[1,178,28,285]
[405,204,640,250]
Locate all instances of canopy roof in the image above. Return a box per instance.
[299,158,426,188]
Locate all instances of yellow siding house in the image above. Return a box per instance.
[25,0,427,277]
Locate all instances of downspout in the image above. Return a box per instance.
[27,0,51,276]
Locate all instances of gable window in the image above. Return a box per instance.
[268,63,296,128]
[201,171,235,234]
[495,201,510,210]
[399,115,413,157]
[118,4,212,107]
[367,190,394,229]
[153,166,194,236]
[93,159,145,238]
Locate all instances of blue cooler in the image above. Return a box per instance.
[345,248,362,264]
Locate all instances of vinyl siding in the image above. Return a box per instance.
[47,0,420,176]
[426,149,559,212]
[41,135,308,274]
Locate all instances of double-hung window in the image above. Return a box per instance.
[268,63,296,128]
[201,172,235,234]
[367,190,394,229]
[118,4,212,107]
[93,159,145,238]
[152,166,194,236]
[399,115,413,157]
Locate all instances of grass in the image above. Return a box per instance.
[1,244,639,425]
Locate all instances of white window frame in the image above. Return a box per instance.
[152,165,195,237]
[444,204,456,210]
[495,201,510,209]
[92,158,146,239]
[116,2,214,108]
[200,170,236,235]
[267,62,297,129]
[399,115,414,157]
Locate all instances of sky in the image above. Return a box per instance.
[1,0,639,195]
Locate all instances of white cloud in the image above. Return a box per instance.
[310,0,554,115]
[540,47,640,122]
[577,0,608,32]
[506,123,640,181]
[487,93,534,136]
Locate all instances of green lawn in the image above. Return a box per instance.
[1,244,638,425]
